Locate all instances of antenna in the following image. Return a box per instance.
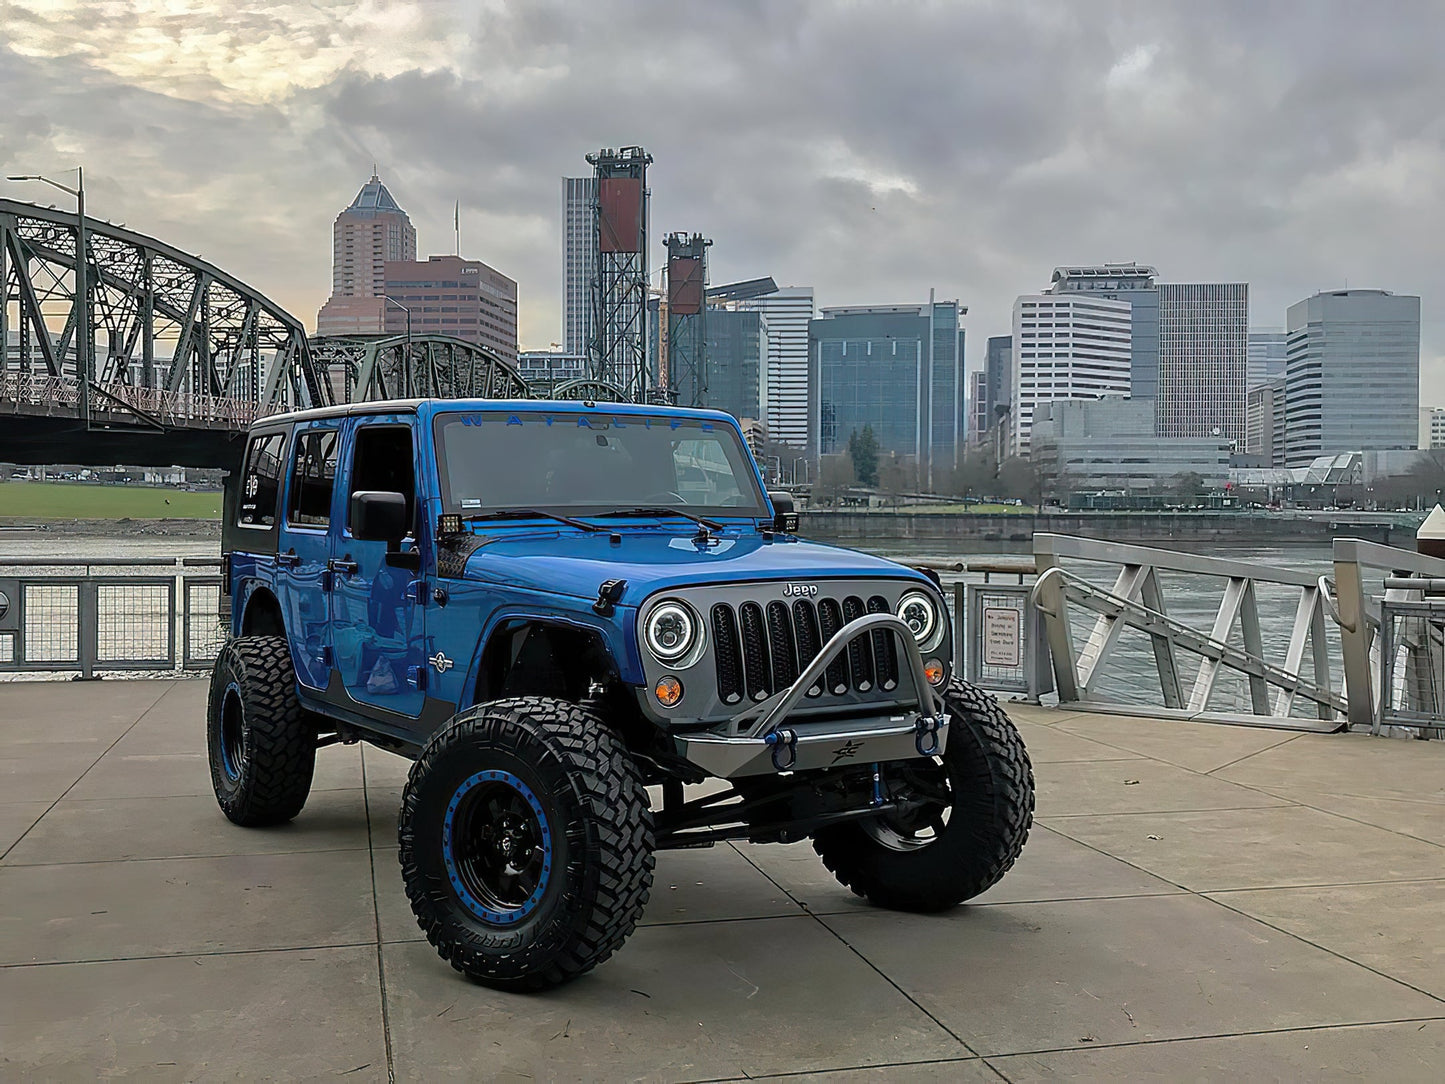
[454,200,460,256]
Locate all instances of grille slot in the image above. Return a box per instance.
[738,602,771,701]
[817,598,848,694]
[711,604,744,705]
[868,595,899,691]
[766,601,799,688]
[842,595,874,692]
[792,599,823,696]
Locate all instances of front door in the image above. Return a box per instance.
[276,422,341,690]
[331,418,426,716]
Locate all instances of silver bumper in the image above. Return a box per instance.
[674,612,949,779]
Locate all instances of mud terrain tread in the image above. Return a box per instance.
[814,678,1034,910]
[399,697,654,990]
[207,635,316,826]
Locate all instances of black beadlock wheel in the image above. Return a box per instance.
[207,635,317,827]
[399,697,655,991]
[812,678,1034,911]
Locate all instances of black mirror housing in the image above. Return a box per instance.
[351,490,409,543]
[768,490,800,534]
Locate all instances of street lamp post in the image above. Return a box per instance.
[7,167,88,424]
[381,295,412,398]
[792,456,809,486]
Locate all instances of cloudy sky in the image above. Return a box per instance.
[4,0,1442,397]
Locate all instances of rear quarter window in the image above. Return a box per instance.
[237,432,286,528]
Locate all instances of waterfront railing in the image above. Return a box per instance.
[0,557,223,678]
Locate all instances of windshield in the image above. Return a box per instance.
[435,410,769,518]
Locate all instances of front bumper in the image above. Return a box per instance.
[674,612,949,778]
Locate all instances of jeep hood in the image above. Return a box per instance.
[457,528,926,605]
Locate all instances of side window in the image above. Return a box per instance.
[237,432,285,527]
[350,426,417,533]
[286,429,339,528]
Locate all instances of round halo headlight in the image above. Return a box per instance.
[897,590,945,652]
[644,600,698,663]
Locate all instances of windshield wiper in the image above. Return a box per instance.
[591,506,725,531]
[461,508,603,533]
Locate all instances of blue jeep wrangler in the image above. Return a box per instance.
[212,398,1033,990]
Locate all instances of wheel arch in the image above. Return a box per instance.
[467,616,624,706]
[239,583,286,638]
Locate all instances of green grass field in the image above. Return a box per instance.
[0,481,222,520]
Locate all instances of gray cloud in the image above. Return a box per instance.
[3,0,1443,394]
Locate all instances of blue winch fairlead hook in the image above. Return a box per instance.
[764,728,798,771]
[914,714,942,757]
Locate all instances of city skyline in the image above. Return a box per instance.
[4,3,1442,399]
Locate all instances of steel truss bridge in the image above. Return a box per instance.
[0,199,632,468]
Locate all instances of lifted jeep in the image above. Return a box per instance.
[212,398,1033,990]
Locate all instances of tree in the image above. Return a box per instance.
[942,446,998,501]
[1170,471,1206,504]
[846,425,880,487]
[995,456,1040,505]
[878,453,919,504]
[814,453,855,507]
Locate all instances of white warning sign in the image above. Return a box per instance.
[982,605,1022,668]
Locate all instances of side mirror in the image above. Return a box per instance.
[768,490,800,534]
[351,490,408,543]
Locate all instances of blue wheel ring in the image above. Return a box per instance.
[442,769,553,925]
[218,681,244,781]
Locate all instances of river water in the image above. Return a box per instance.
[0,531,1340,712]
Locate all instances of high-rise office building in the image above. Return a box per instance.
[1009,294,1132,457]
[969,370,988,444]
[1283,289,1420,466]
[1157,282,1249,443]
[383,255,518,363]
[810,295,965,487]
[1246,377,1286,467]
[1248,329,1288,390]
[739,286,814,450]
[1048,263,1247,442]
[698,307,767,425]
[316,171,417,336]
[561,177,595,356]
[1430,407,1445,450]
[1048,264,1159,399]
[977,334,1012,444]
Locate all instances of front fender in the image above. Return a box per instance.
[454,601,644,709]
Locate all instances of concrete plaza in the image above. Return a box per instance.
[1,678,1442,1081]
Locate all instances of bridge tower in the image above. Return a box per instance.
[663,232,711,407]
[585,146,652,401]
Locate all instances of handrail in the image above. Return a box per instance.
[1035,564,1345,717]
[1035,532,1320,588]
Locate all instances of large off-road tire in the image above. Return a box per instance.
[813,679,1033,911]
[207,635,317,827]
[399,697,655,991]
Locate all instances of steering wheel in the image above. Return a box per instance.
[641,491,687,504]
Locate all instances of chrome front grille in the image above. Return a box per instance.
[712,594,900,705]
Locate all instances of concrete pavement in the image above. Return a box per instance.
[1,679,1442,1081]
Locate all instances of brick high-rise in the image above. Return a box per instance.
[316,171,417,336]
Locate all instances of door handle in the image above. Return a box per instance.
[328,559,359,575]
[276,551,300,568]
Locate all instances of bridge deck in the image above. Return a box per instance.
[2,680,1442,1080]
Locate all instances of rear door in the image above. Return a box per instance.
[330,416,427,717]
[276,421,341,690]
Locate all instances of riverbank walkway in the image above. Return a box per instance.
[2,678,1442,1080]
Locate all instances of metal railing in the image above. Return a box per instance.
[1031,533,1343,731]
[1,372,264,429]
[1329,538,1445,737]
[0,557,224,677]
